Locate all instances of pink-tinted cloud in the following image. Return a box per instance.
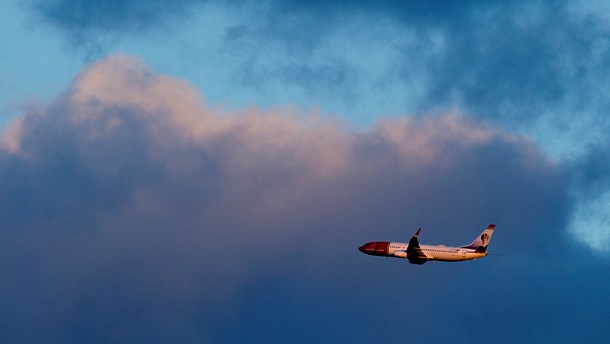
[0,55,569,342]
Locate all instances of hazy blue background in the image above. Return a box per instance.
[1,1,609,342]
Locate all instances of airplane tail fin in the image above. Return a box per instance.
[461,224,495,253]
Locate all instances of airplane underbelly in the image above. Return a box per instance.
[428,251,462,261]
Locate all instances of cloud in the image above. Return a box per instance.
[24,0,203,56]
[202,0,610,158]
[26,0,201,35]
[24,1,610,156]
[180,0,610,253]
[0,55,578,342]
[567,144,610,253]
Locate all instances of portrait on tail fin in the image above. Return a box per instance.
[480,233,490,246]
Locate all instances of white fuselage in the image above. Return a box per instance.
[388,242,487,262]
[358,224,495,264]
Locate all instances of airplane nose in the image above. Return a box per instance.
[358,242,390,256]
[358,244,368,253]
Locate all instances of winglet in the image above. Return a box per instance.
[407,227,427,264]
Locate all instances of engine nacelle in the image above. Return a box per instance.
[394,251,407,258]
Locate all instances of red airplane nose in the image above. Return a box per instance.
[358,242,389,256]
[358,244,367,253]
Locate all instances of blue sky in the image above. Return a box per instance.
[1,1,610,342]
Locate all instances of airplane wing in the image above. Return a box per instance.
[407,228,428,265]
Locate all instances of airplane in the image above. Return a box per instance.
[358,224,495,264]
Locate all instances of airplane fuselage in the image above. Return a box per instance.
[358,224,495,264]
[359,241,487,262]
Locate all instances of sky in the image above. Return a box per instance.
[1,0,610,342]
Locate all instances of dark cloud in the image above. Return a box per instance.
[0,56,589,343]
[25,0,203,55]
[27,0,478,37]
[27,0,201,34]
[416,2,610,126]
[259,1,610,135]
